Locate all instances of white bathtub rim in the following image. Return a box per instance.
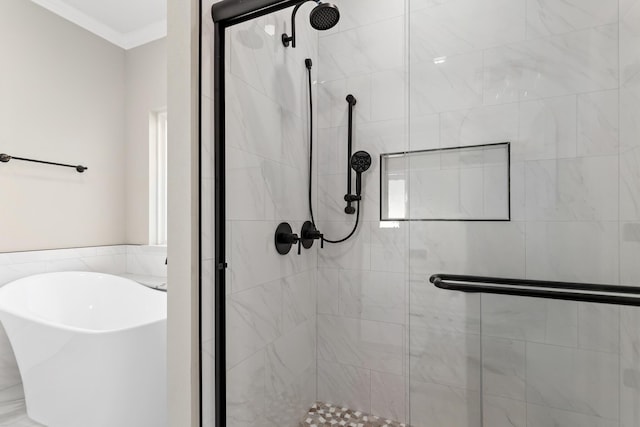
[0,271,167,335]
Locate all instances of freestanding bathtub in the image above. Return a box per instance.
[0,272,167,427]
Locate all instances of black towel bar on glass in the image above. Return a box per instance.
[430,274,640,306]
[0,153,87,173]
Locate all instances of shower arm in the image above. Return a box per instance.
[281,0,315,47]
[344,94,357,214]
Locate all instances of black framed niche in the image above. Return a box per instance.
[380,142,511,222]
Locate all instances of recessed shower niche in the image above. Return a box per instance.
[380,142,510,221]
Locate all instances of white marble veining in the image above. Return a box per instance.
[318,314,403,376]
[339,270,404,324]
[318,16,404,82]
[328,0,404,34]
[370,222,407,274]
[526,0,618,39]
[484,25,618,105]
[525,221,619,284]
[125,245,167,278]
[482,337,526,400]
[483,395,525,427]
[526,403,618,427]
[439,104,518,149]
[621,0,640,88]
[317,268,340,315]
[526,342,619,420]
[318,76,371,128]
[517,95,577,161]
[620,306,640,427]
[577,90,619,157]
[0,246,127,285]
[409,0,525,61]
[525,156,618,221]
[409,380,481,427]
[226,350,265,427]
[226,280,282,369]
[371,69,406,122]
[410,51,484,116]
[317,221,371,270]
[265,321,316,426]
[408,222,526,277]
[410,327,481,390]
[620,222,640,285]
[371,371,406,423]
[317,359,371,415]
[482,295,584,349]
[620,146,640,221]
[578,303,620,353]
[230,220,316,293]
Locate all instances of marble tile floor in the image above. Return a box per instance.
[301,402,407,427]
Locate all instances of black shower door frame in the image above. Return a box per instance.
[208,1,306,426]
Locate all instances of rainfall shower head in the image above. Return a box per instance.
[309,3,340,31]
[282,1,340,48]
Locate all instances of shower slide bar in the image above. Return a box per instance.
[0,153,87,173]
[430,274,640,306]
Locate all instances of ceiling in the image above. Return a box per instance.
[31,0,167,49]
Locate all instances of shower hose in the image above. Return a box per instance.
[306,59,360,244]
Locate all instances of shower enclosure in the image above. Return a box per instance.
[201,0,640,426]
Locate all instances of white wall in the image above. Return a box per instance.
[0,0,127,252]
[167,0,201,425]
[0,1,168,253]
[126,38,168,244]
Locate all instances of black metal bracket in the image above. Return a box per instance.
[281,1,308,47]
[0,153,87,173]
[344,94,357,214]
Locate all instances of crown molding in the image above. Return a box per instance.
[31,0,166,49]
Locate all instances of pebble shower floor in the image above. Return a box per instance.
[300,402,407,427]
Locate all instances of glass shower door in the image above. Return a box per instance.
[407,0,640,426]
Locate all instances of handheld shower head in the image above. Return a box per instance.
[351,151,372,197]
[351,150,372,173]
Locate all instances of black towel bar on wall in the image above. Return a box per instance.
[0,153,87,173]
[430,274,640,306]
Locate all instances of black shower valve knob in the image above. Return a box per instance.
[300,221,323,250]
[275,222,302,255]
